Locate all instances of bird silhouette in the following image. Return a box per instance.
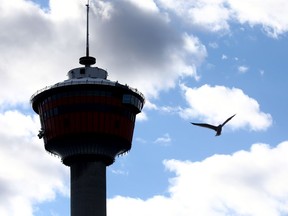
[191,114,236,136]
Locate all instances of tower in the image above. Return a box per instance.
[31,3,144,216]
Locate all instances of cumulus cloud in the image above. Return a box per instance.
[91,1,205,98]
[1,0,288,107]
[156,0,288,37]
[1,0,287,107]
[0,0,207,108]
[0,0,83,106]
[108,141,288,216]
[179,84,272,131]
[156,0,231,32]
[0,110,68,216]
[228,0,288,38]
[0,1,284,214]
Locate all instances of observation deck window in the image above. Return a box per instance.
[122,94,143,110]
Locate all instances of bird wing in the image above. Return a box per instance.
[221,114,236,126]
[191,123,218,131]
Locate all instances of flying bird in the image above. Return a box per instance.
[191,114,236,136]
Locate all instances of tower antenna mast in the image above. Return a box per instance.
[79,0,96,67]
[86,0,90,57]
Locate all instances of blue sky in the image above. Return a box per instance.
[1,0,288,215]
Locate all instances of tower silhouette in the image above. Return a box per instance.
[31,3,144,216]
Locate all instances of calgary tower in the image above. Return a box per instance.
[31,2,145,216]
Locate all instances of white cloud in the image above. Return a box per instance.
[91,0,114,20]
[0,0,83,106]
[136,111,148,121]
[179,84,272,131]
[49,0,83,21]
[222,54,228,60]
[157,0,231,32]
[123,0,159,12]
[154,133,172,145]
[0,0,206,107]
[228,0,288,38]
[238,65,249,73]
[108,141,288,216]
[1,0,286,108]
[182,33,207,67]
[156,0,288,37]
[0,110,69,216]
[0,1,285,215]
[144,100,182,115]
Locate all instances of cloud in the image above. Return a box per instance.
[136,112,148,121]
[110,160,129,176]
[208,42,219,49]
[238,65,249,73]
[156,0,288,37]
[157,0,231,33]
[0,0,83,106]
[108,141,288,216]
[228,0,288,38]
[0,0,206,108]
[135,137,147,144]
[154,133,172,146]
[0,1,285,215]
[91,2,205,97]
[1,0,287,108]
[0,110,68,216]
[122,0,159,12]
[179,84,272,131]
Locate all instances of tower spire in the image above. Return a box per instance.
[85,0,90,57]
[79,0,96,67]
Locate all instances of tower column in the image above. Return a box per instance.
[71,161,106,216]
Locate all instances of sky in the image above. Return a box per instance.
[1,0,288,215]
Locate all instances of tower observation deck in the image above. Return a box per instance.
[31,65,144,166]
[31,2,144,216]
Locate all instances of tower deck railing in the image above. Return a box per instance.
[31,78,145,102]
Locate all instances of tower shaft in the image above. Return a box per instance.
[71,161,106,216]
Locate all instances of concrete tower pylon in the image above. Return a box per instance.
[31,2,144,215]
